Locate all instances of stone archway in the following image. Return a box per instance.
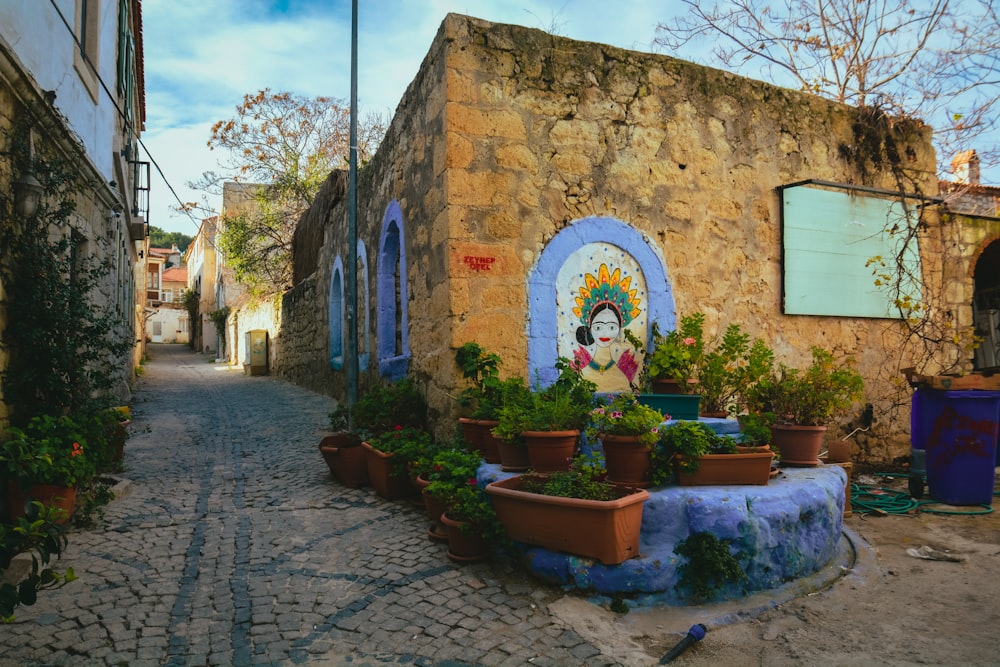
[973,239,1000,370]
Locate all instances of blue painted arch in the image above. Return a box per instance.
[528,216,676,386]
[377,200,411,380]
[329,256,345,370]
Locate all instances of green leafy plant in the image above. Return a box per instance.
[440,481,505,541]
[657,420,737,475]
[493,359,596,441]
[737,412,775,448]
[746,347,864,426]
[520,454,618,501]
[674,531,748,602]
[639,314,705,390]
[586,393,664,447]
[455,343,515,420]
[0,502,77,621]
[351,377,428,439]
[365,425,435,476]
[1,416,96,488]
[208,307,230,342]
[695,324,774,415]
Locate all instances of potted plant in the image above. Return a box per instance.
[321,377,429,488]
[586,393,664,486]
[455,342,511,463]
[657,420,773,486]
[2,415,96,523]
[362,426,435,500]
[746,347,864,466]
[695,324,774,418]
[493,359,596,472]
[415,445,483,540]
[438,481,504,562]
[630,315,704,419]
[485,454,649,565]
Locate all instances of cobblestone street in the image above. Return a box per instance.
[0,345,625,667]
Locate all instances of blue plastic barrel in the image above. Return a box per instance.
[910,388,1000,505]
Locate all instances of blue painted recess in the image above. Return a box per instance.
[477,463,847,605]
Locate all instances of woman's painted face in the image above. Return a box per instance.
[591,309,621,347]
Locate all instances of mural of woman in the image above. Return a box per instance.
[573,264,641,393]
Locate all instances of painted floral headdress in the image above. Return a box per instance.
[573,263,641,327]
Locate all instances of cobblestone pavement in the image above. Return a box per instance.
[0,345,631,667]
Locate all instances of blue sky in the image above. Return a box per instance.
[140,1,996,235]
[141,0,675,233]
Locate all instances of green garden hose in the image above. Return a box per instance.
[850,472,995,516]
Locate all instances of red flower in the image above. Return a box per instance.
[467,477,477,487]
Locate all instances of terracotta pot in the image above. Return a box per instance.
[676,450,775,486]
[441,512,489,562]
[770,424,827,467]
[496,439,531,471]
[522,430,579,472]
[422,489,449,541]
[825,439,852,463]
[650,378,697,394]
[6,481,77,524]
[319,434,368,488]
[600,434,651,487]
[485,475,649,565]
[361,441,414,500]
[458,419,501,464]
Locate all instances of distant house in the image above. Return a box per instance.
[146,266,189,344]
[186,218,218,354]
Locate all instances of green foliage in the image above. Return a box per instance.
[365,426,435,476]
[737,412,775,448]
[641,314,705,388]
[146,226,192,255]
[520,454,617,501]
[71,480,116,529]
[217,207,292,298]
[455,343,524,420]
[586,393,664,447]
[351,378,428,439]
[674,532,748,602]
[696,323,774,415]
[1,416,96,488]
[208,307,230,341]
[442,482,505,541]
[657,421,737,475]
[0,502,76,621]
[493,359,596,441]
[0,129,133,422]
[746,347,865,426]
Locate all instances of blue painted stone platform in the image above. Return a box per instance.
[478,459,847,605]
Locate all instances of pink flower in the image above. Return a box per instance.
[683,337,696,346]
[467,477,477,487]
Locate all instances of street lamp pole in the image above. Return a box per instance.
[346,0,359,424]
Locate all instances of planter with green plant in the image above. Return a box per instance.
[695,324,774,417]
[319,405,367,488]
[484,454,649,565]
[673,531,749,602]
[635,314,704,394]
[657,420,773,486]
[586,393,664,486]
[438,481,505,562]
[745,347,864,466]
[493,360,596,472]
[454,342,514,463]
[362,426,435,500]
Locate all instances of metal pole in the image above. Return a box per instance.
[346,0,359,423]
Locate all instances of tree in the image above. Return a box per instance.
[184,89,387,296]
[147,226,192,255]
[654,0,999,176]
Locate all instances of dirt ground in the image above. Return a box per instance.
[551,470,1000,666]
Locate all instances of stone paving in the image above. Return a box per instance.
[0,345,625,667]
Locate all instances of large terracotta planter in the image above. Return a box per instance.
[441,512,489,562]
[676,450,775,486]
[319,434,368,488]
[770,424,827,467]
[496,439,531,471]
[637,394,701,421]
[522,430,579,472]
[361,441,414,500]
[484,475,649,565]
[600,434,651,487]
[6,481,77,524]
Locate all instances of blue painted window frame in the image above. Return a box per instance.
[377,200,411,380]
[328,256,345,370]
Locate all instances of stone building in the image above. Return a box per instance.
[250,14,995,462]
[0,1,147,426]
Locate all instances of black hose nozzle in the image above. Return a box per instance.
[659,623,707,664]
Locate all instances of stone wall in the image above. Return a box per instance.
[276,14,955,461]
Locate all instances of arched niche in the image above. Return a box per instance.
[377,200,411,380]
[328,255,345,370]
[528,216,675,388]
